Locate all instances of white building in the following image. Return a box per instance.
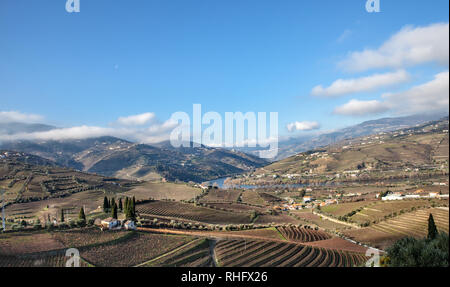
[124,220,136,230]
[382,195,403,201]
[101,217,120,229]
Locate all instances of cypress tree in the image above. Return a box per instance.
[60,209,65,223]
[118,198,123,211]
[111,202,118,219]
[79,207,86,222]
[125,197,130,214]
[428,213,438,240]
[103,196,109,212]
[132,196,136,216]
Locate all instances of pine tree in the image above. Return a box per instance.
[60,209,65,223]
[118,198,123,211]
[103,196,109,212]
[428,213,438,240]
[79,207,86,222]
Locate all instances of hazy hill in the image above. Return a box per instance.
[226,117,449,186]
[0,136,267,183]
[0,150,131,204]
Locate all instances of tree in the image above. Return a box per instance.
[385,233,448,267]
[111,202,118,219]
[78,207,86,222]
[132,196,136,216]
[428,213,438,240]
[103,196,109,213]
[125,198,135,220]
[118,198,123,211]
[125,197,129,211]
[60,209,65,223]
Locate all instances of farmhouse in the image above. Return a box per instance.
[124,220,136,230]
[101,217,120,229]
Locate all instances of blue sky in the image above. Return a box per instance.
[0,0,449,142]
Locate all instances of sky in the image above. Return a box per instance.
[0,0,449,145]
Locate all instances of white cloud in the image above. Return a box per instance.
[382,70,449,115]
[339,22,449,72]
[337,29,352,43]
[334,71,449,116]
[333,99,389,116]
[311,70,410,97]
[116,112,156,126]
[0,111,44,123]
[286,121,320,132]
[0,113,180,144]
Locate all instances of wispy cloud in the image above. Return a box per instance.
[337,29,352,43]
[0,112,179,144]
[382,70,449,115]
[116,112,156,126]
[286,121,320,132]
[334,71,449,116]
[311,70,410,97]
[333,99,389,116]
[0,111,44,123]
[339,22,449,72]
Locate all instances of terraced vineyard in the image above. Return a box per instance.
[215,239,367,267]
[0,250,90,267]
[143,238,213,267]
[349,199,449,225]
[344,207,449,249]
[136,201,252,224]
[277,226,331,242]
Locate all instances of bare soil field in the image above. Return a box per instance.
[199,189,242,203]
[255,214,300,225]
[204,202,268,213]
[0,232,64,255]
[240,190,266,206]
[5,189,108,222]
[137,200,252,224]
[79,231,195,267]
[143,238,213,267]
[51,227,131,249]
[290,210,351,230]
[124,181,201,201]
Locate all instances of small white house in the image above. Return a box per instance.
[124,220,136,230]
[101,217,120,229]
[303,196,312,203]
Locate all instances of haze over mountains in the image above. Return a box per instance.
[0,113,447,182]
[237,113,449,161]
[0,135,266,183]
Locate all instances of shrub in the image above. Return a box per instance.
[385,232,448,267]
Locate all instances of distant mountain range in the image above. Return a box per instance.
[236,113,449,161]
[1,113,447,182]
[0,134,267,183]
